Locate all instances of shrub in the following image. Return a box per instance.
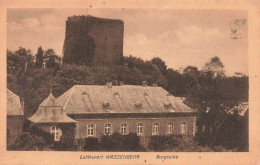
[19,132,45,151]
[148,135,217,152]
[20,124,76,151]
[148,135,183,151]
[83,137,100,151]
[29,125,54,145]
[99,132,144,151]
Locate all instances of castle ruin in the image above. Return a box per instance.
[63,15,124,65]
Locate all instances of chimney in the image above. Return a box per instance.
[106,82,112,88]
[152,83,157,87]
[20,97,24,115]
[142,81,147,87]
[119,81,125,86]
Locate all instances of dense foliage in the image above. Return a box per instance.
[148,135,236,152]
[82,132,144,151]
[29,125,54,145]
[19,133,45,151]
[7,47,249,151]
[9,124,76,151]
[83,137,100,151]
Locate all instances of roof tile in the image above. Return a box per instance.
[7,89,23,115]
[28,93,76,123]
[57,85,196,114]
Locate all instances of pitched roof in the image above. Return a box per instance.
[57,85,196,114]
[28,93,76,123]
[7,89,23,115]
[40,93,63,107]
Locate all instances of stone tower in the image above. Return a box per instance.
[62,15,124,65]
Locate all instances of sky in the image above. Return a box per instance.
[7,9,248,76]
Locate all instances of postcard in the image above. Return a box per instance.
[0,0,260,164]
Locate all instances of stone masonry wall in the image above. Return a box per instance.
[7,115,24,146]
[63,15,124,65]
[73,115,196,139]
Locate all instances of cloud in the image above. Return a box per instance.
[8,18,40,33]
[22,18,40,29]
[175,25,224,46]
[124,25,225,69]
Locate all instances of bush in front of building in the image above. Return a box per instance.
[82,132,144,151]
[9,125,53,151]
[29,125,54,145]
[19,132,45,151]
[148,135,235,152]
[148,135,183,151]
[83,137,100,151]
[16,124,77,151]
[99,132,144,151]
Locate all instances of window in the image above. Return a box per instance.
[152,123,159,135]
[87,124,95,137]
[50,126,61,141]
[120,123,127,135]
[167,122,174,133]
[180,122,187,134]
[104,124,112,135]
[137,123,143,135]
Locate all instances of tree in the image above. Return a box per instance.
[44,49,61,68]
[165,68,186,96]
[151,57,167,76]
[202,56,225,77]
[19,133,45,151]
[7,50,18,73]
[26,49,35,69]
[14,47,35,72]
[185,72,249,150]
[183,66,199,78]
[35,46,44,68]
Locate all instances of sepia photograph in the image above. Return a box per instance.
[1,1,260,164]
[6,8,249,152]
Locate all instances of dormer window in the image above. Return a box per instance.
[114,92,123,109]
[82,91,88,95]
[134,102,142,109]
[102,102,110,109]
[164,102,173,110]
[82,91,92,111]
